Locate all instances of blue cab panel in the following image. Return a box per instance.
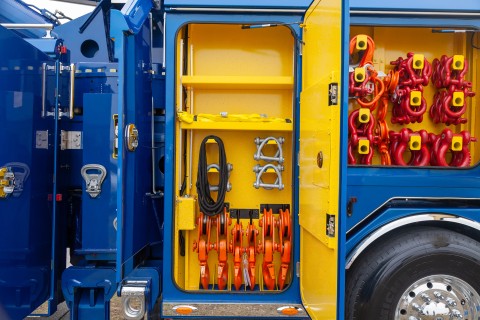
[0,26,55,319]
[350,0,480,12]
[77,93,118,257]
[164,0,312,9]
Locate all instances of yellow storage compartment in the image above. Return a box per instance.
[173,23,295,293]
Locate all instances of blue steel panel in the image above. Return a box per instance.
[164,0,312,10]
[121,20,158,273]
[121,0,153,34]
[162,12,304,305]
[54,11,112,63]
[0,26,55,319]
[350,16,480,29]
[346,166,480,233]
[80,93,118,254]
[350,0,480,12]
[337,0,350,317]
[110,9,159,286]
[346,206,480,258]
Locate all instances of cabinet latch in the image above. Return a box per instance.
[125,123,139,152]
[81,164,107,198]
[0,167,15,199]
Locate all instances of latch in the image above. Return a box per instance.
[60,130,82,150]
[113,114,118,159]
[326,214,336,237]
[125,123,139,152]
[0,166,15,199]
[3,162,29,197]
[81,164,107,198]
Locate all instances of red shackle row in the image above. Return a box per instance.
[389,128,476,167]
[390,53,432,124]
[430,55,476,125]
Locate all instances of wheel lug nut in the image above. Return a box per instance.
[446,297,457,306]
[421,293,431,302]
[412,303,422,312]
[452,309,463,318]
[434,291,445,300]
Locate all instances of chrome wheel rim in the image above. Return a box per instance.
[395,274,480,319]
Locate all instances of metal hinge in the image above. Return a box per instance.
[36,130,49,149]
[326,214,335,237]
[60,130,82,150]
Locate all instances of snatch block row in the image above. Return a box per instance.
[193,208,292,290]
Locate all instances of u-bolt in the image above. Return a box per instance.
[254,137,285,164]
[253,164,284,190]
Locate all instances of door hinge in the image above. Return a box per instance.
[36,130,49,149]
[60,130,82,150]
[326,214,335,237]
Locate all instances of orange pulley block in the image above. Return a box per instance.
[275,209,291,290]
[245,217,258,291]
[258,208,276,290]
[193,212,212,290]
[230,217,243,291]
[213,208,231,290]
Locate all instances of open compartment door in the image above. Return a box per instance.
[299,0,343,318]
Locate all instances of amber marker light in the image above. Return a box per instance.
[173,305,197,315]
[277,306,301,316]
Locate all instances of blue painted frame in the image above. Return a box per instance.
[162,11,305,308]
[346,4,480,260]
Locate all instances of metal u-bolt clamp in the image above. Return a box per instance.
[207,163,233,192]
[254,137,285,164]
[253,164,284,190]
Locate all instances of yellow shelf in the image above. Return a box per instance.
[180,120,293,131]
[181,75,294,89]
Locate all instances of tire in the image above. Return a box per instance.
[346,226,480,320]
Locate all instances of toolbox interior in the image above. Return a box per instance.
[349,26,479,166]
[173,23,295,291]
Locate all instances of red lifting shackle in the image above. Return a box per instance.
[430,129,476,167]
[349,35,375,67]
[391,52,432,87]
[390,129,430,166]
[348,109,375,165]
[432,55,471,89]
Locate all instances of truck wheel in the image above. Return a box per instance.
[346,226,480,319]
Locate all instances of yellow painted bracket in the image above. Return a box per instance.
[409,135,421,151]
[452,91,464,107]
[453,55,465,70]
[452,136,463,151]
[354,67,365,83]
[410,90,422,106]
[176,196,196,230]
[413,54,424,70]
[358,108,370,123]
[358,139,370,154]
[356,34,368,50]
